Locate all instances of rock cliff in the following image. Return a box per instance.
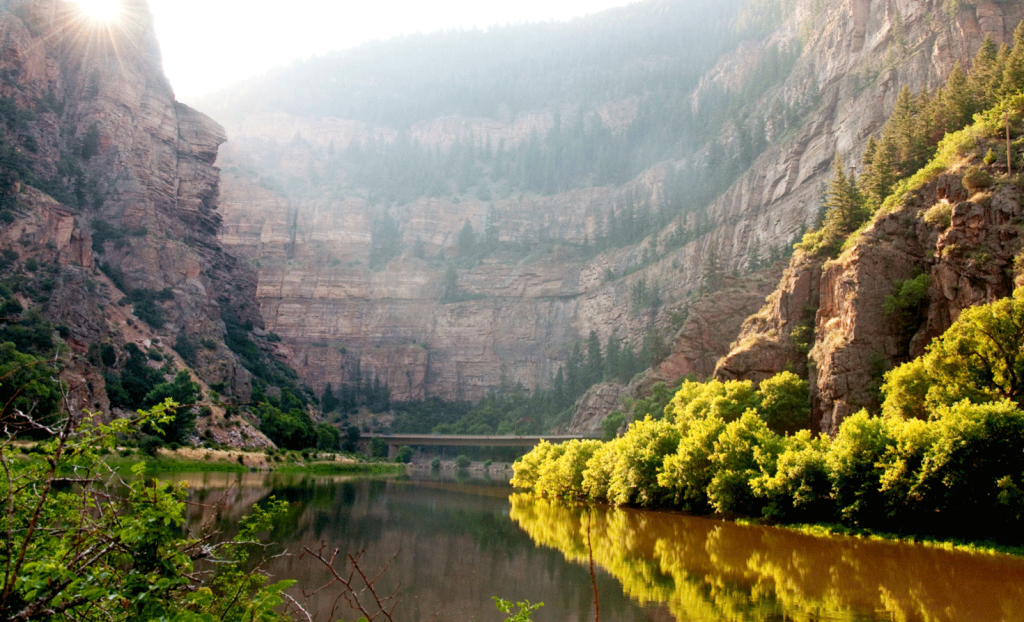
[210,0,1022,422]
[0,0,276,445]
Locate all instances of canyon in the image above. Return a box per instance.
[209,0,1023,429]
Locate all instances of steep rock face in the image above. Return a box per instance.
[568,383,628,435]
[214,0,1021,417]
[716,262,822,383]
[719,167,1023,435]
[0,0,276,444]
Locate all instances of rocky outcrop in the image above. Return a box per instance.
[567,383,628,435]
[719,163,1024,435]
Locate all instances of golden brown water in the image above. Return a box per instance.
[510,493,1024,621]
[174,472,1024,622]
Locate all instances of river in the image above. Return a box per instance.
[174,470,1024,622]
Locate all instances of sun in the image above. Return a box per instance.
[68,0,122,22]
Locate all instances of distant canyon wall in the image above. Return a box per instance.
[215,0,1021,405]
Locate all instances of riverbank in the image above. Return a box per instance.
[744,519,1024,558]
[103,446,406,476]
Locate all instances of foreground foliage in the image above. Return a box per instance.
[0,399,296,621]
[511,290,1024,542]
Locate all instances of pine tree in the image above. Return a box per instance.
[940,61,975,133]
[1001,22,1024,97]
[604,332,622,382]
[969,36,1002,109]
[822,154,868,236]
[586,330,603,386]
[458,219,475,256]
[888,86,930,176]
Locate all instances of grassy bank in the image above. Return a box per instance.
[733,518,1024,557]
[102,447,406,476]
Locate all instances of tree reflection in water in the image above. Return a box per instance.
[509,494,1024,621]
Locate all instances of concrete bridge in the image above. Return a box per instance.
[362,433,601,457]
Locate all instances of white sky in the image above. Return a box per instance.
[145,0,640,103]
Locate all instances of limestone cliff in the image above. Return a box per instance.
[209,0,1021,423]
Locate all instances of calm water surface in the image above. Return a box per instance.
[175,471,1024,622]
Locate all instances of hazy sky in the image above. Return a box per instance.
[145,0,639,103]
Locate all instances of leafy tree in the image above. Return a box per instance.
[258,405,316,450]
[752,429,833,522]
[606,416,680,507]
[707,411,783,515]
[370,436,388,458]
[658,412,727,511]
[581,438,621,501]
[0,341,60,434]
[107,343,164,410]
[876,416,937,527]
[882,289,1024,416]
[395,445,414,463]
[141,370,200,445]
[511,440,553,490]
[601,411,625,441]
[756,371,810,434]
[666,379,759,425]
[315,423,341,450]
[913,399,1024,535]
[0,401,295,621]
[827,410,892,527]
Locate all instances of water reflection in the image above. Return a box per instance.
[509,493,1024,621]
[170,472,661,622]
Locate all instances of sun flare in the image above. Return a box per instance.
[69,0,122,23]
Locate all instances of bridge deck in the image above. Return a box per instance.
[364,434,600,447]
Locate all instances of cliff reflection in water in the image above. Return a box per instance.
[509,493,1024,621]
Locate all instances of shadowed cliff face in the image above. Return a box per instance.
[213,0,1022,412]
[0,0,273,436]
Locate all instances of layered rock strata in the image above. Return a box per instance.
[214,0,1022,416]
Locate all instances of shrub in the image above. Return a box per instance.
[395,446,413,463]
[828,411,892,527]
[962,165,994,192]
[757,372,810,435]
[431,456,441,469]
[139,434,163,457]
[752,430,834,522]
[707,411,783,515]
[923,202,953,228]
[455,454,471,469]
[607,416,680,507]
